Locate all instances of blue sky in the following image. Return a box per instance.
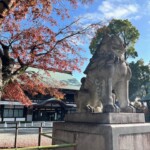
[67,0,150,81]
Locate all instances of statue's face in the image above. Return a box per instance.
[97,35,125,58]
[110,36,125,56]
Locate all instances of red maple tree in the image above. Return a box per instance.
[0,0,99,105]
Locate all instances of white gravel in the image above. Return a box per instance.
[0,128,52,148]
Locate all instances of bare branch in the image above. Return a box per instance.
[55,18,81,36]
[36,23,98,57]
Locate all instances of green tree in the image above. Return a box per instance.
[89,19,140,59]
[129,60,150,99]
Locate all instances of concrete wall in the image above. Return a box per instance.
[53,121,150,150]
[119,134,150,150]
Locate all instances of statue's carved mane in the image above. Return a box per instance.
[84,35,125,74]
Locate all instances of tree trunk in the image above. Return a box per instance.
[0,0,16,99]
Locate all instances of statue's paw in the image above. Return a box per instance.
[114,104,120,113]
[121,105,136,113]
[86,104,95,113]
[103,104,116,113]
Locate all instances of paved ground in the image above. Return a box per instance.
[0,122,53,148]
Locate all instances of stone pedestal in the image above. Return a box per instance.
[52,113,150,150]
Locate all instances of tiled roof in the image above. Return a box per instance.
[26,67,81,91]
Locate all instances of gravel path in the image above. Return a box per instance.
[0,122,53,148]
[0,132,52,148]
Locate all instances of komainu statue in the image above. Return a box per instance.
[75,34,135,113]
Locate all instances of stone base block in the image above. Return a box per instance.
[52,113,150,150]
[65,113,145,124]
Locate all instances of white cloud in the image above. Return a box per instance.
[98,1,139,19]
[147,0,150,8]
[79,12,103,23]
[130,15,141,20]
[143,0,150,14]
[78,0,140,25]
[109,0,134,2]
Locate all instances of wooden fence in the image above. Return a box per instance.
[0,122,52,148]
[0,122,76,150]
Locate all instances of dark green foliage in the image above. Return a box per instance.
[89,19,140,59]
[129,60,150,99]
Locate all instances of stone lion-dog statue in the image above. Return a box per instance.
[75,34,135,113]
